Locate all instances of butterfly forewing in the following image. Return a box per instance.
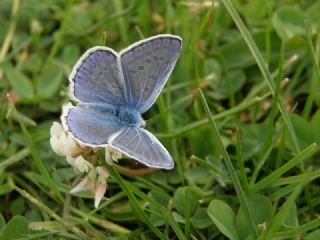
[120,36,181,113]
[70,47,125,107]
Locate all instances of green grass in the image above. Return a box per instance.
[1,0,320,239]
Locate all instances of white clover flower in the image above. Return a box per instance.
[66,155,76,167]
[50,122,82,157]
[94,166,110,208]
[105,148,112,165]
[73,156,93,173]
[97,166,110,181]
[70,169,96,194]
[61,133,81,157]
[58,132,69,153]
[105,147,122,165]
[70,166,110,208]
[111,150,122,162]
[50,122,63,136]
[66,154,92,174]
[50,134,63,156]
[50,122,64,156]
[59,132,81,157]
[94,182,107,208]
[50,122,114,208]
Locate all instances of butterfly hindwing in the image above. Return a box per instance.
[62,103,122,146]
[110,127,174,169]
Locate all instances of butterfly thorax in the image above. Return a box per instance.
[116,107,143,127]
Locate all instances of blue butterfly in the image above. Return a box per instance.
[61,34,182,169]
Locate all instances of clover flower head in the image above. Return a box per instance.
[70,169,96,194]
[94,182,107,208]
[50,122,63,136]
[105,146,122,165]
[94,166,110,208]
[50,122,114,208]
[97,166,110,182]
[73,156,93,173]
[50,122,81,157]
[69,166,110,208]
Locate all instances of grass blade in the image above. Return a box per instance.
[0,148,30,170]
[250,41,285,185]
[157,95,268,139]
[12,106,63,203]
[222,0,300,153]
[221,0,314,214]
[262,183,304,239]
[302,20,320,118]
[127,182,187,240]
[235,129,249,194]
[274,218,320,239]
[199,90,258,238]
[7,175,90,240]
[109,166,169,240]
[252,143,317,193]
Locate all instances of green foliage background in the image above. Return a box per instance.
[1,0,320,239]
